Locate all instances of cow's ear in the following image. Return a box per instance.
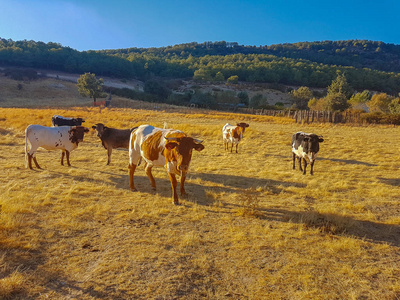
[318,138,324,143]
[91,125,96,129]
[84,128,89,133]
[193,143,205,151]
[165,142,178,150]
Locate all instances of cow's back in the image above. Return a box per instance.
[26,125,75,151]
[130,125,184,166]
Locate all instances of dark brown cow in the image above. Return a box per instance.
[128,124,204,205]
[92,123,136,165]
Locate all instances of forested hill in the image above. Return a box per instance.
[102,40,400,73]
[1,38,400,94]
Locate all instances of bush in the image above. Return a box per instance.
[360,112,400,125]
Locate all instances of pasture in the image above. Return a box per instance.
[1,104,400,299]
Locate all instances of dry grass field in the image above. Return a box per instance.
[1,77,400,299]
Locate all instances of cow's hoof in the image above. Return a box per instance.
[130,188,138,192]
[173,201,180,206]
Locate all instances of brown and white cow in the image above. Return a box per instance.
[128,124,204,205]
[222,122,249,153]
[25,124,89,169]
[292,131,324,175]
[92,123,137,165]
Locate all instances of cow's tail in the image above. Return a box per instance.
[24,127,28,168]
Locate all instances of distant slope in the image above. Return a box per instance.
[1,39,400,94]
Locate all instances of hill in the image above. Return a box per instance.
[1,38,400,96]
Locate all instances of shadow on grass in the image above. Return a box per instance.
[319,157,377,167]
[378,177,400,186]
[259,208,400,247]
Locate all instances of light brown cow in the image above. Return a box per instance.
[128,124,204,205]
[222,122,249,153]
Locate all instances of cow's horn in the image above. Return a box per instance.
[164,137,178,141]
[194,138,203,143]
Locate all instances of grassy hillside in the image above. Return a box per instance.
[1,80,400,299]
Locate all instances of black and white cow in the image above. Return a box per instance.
[292,131,324,175]
[51,115,85,127]
[25,125,89,169]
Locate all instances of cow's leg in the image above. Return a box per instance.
[65,150,71,166]
[292,153,296,170]
[128,163,137,191]
[145,164,156,190]
[61,151,65,166]
[32,155,41,169]
[302,158,307,175]
[230,143,233,153]
[298,157,303,172]
[27,153,33,169]
[180,175,187,197]
[107,147,112,165]
[310,161,315,175]
[168,173,179,205]
[235,144,238,153]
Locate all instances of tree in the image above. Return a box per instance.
[388,97,400,114]
[324,72,353,111]
[367,93,392,113]
[227,75,239,85]
[237,91,249,106]
[290,86,313,109]
[214,71,225,82]
[77,73,105,103]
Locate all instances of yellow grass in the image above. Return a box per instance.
[1,79,400,299]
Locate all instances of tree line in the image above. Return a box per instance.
[1,38,400,94]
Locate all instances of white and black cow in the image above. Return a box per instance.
[25,125,89,169]
[92,123,137,165]
[51,115,85,127]
[128,124,204,205]
[292,131,324,175]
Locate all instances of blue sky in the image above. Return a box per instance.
[1,0,400,51]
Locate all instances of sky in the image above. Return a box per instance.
[1,0,400,51]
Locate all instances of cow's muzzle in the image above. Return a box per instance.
[179,164,189,176]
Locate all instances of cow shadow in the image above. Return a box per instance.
[257,208,400,247]
[319,157,377,167]
[377,177,400,186]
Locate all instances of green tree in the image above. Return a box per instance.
[388,97,400,114]
[325,72,353,111]
[237,91,249,106]
[290,86,313,109]
[193,68,212,82]
[227,75,239,85]
[77,73,105,103]
[214,71,225,82]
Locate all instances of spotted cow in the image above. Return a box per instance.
[128,124,204,204]
[25,125,89,169]
[51,115,85,127]
[222,123,249,153]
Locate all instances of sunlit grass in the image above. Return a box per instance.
[0,101,400,299]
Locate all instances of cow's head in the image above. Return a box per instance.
[237,122,249,132]
[92,123,107,138]
[303,134,324,156]
[69,126,89,144]
[164,136,204,176]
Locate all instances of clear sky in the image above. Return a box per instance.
[1,0,399,51]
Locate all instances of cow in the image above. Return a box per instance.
[25,125,89,169]
[51,115,85,127]
[292,132,324,175]
[91,123,137,165]
[222,122,249,153]
[128,124,204,205]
